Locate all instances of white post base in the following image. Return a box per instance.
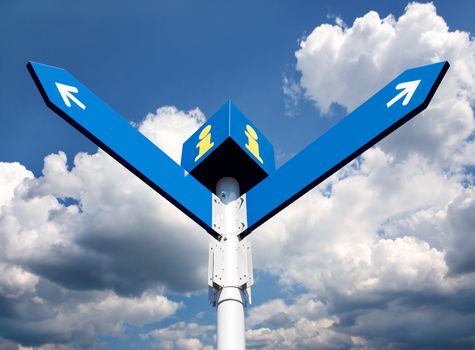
[217,287,246,350]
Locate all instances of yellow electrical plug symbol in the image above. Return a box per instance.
[195,125,214,162]
[245,124,263,164]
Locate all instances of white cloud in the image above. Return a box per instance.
[252,148,463,292]
[0,162,33,213]
[248,146,474,348]
[0,263,38,298]
[0,284,181,349]
[0,107,206,348]
[74,292,181,329]
[295,2,475,166]
[1,107,210,296]
[138,106,205,163]
[247,294,330,328]
[142,322,214,350]
[246,297,351,350]
[245,2,475,349]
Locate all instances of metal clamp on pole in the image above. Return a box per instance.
[209,177,253,350]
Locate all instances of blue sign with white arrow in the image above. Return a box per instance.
[242,61,449,238]
[27,61,218,239]
[27,60,448,241]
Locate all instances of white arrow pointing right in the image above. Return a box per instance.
[55,82,86,110]
[386,79,421,108]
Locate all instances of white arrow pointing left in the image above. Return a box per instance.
[386,79,421,108]
[55,82,86,110]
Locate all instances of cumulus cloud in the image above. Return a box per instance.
[246,296,351,350]
[3,107,210,296]
[248,150,475,348]
[0,283,180,349]
[0,263,38,299]
[295,2,475,166]
[137,106,206,163]
[142,322,214,350]
[0,275,181,348]
[244,2,475,349]
[0,161,33,213]
[0,107,207,348]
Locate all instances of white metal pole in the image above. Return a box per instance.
[215,177,246,350]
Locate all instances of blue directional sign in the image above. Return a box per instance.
[241,61,449,238]
[27,60,449,241]
[27,62,219,239]
[26,59,450,350]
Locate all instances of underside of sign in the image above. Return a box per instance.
[181,101,275,194]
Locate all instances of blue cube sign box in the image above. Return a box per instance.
[181,101,275,194]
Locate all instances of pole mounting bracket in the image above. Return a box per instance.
[212,193,248,236]
[208,239,253,306]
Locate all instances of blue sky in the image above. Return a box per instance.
[3,0,474,172]
[1,1,475,349]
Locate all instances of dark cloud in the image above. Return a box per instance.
[0,338,19,350]
[345,302,475,350]
[446,193,475,275]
